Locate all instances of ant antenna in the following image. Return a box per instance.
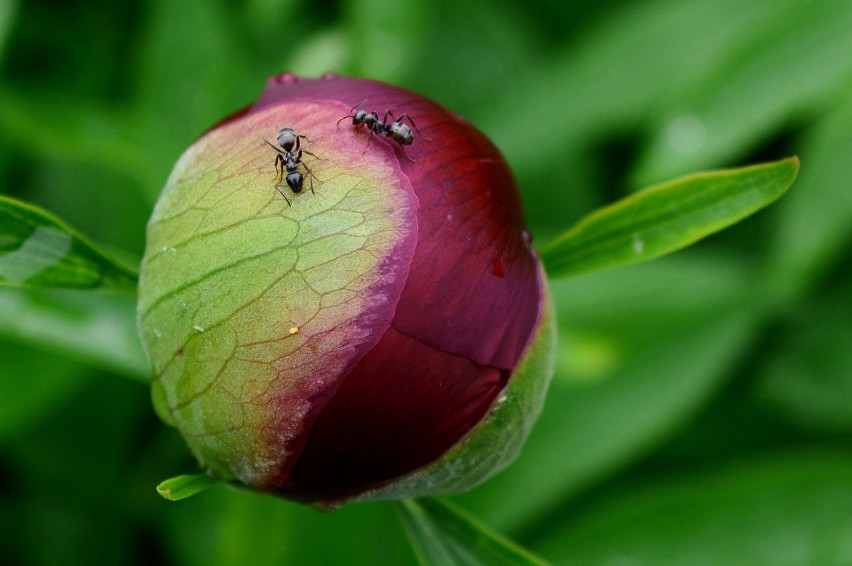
[336,98,369,127]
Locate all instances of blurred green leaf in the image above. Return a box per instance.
[27,160,150,259]
[163,491,415,566]
[0,195,138,288]
[0,340,92,442]
[157,474,219,501]
[484,0,814,238]
[0,287,148,381]
[534,450,852,565]
[490,0,806,164]
[397,499,549,566]
[0,0,16,62]
[755,280,852,433]
[459,253,763,532]
[633,0,852,184]
[241,0,299,50]
[0,88,154,193]
[767,97,852,299]
[345,0,433,82]
[287,28,352,78]
[134,0,261,196]
[3,373,154,565]
[393,0,539,125]
[539,158,799,278]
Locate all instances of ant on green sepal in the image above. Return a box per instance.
[264,128,319,206]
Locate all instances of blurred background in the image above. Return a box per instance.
[1,0,851,564]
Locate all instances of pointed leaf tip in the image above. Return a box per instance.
[156,474,219,501]
[540,157,800,279]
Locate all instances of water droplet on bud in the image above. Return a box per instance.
[273,72,299,85]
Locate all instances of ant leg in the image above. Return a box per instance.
[270,154,285,182]
[274,184,292,206]
[391,112,430,141]
[302,162,318,194]
[266,139,286,181]
[302,149,320,159]
[395,113,420,133]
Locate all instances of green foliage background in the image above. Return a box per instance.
[0,0,850,564]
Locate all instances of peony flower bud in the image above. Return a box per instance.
[137,73,556,506]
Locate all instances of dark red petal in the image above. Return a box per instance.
[277,325,508,502]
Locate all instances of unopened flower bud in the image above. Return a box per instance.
[138,74,555,506]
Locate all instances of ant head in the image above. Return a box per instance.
[277,128,298,150]
[352,110,369,125]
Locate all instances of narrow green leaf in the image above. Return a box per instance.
[397,499,549,566]
[539,157,799,279]
[157,474,220,501]
[0,195,138,288]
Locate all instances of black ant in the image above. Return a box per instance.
[263,128,319,206]
[336,99,420,158]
